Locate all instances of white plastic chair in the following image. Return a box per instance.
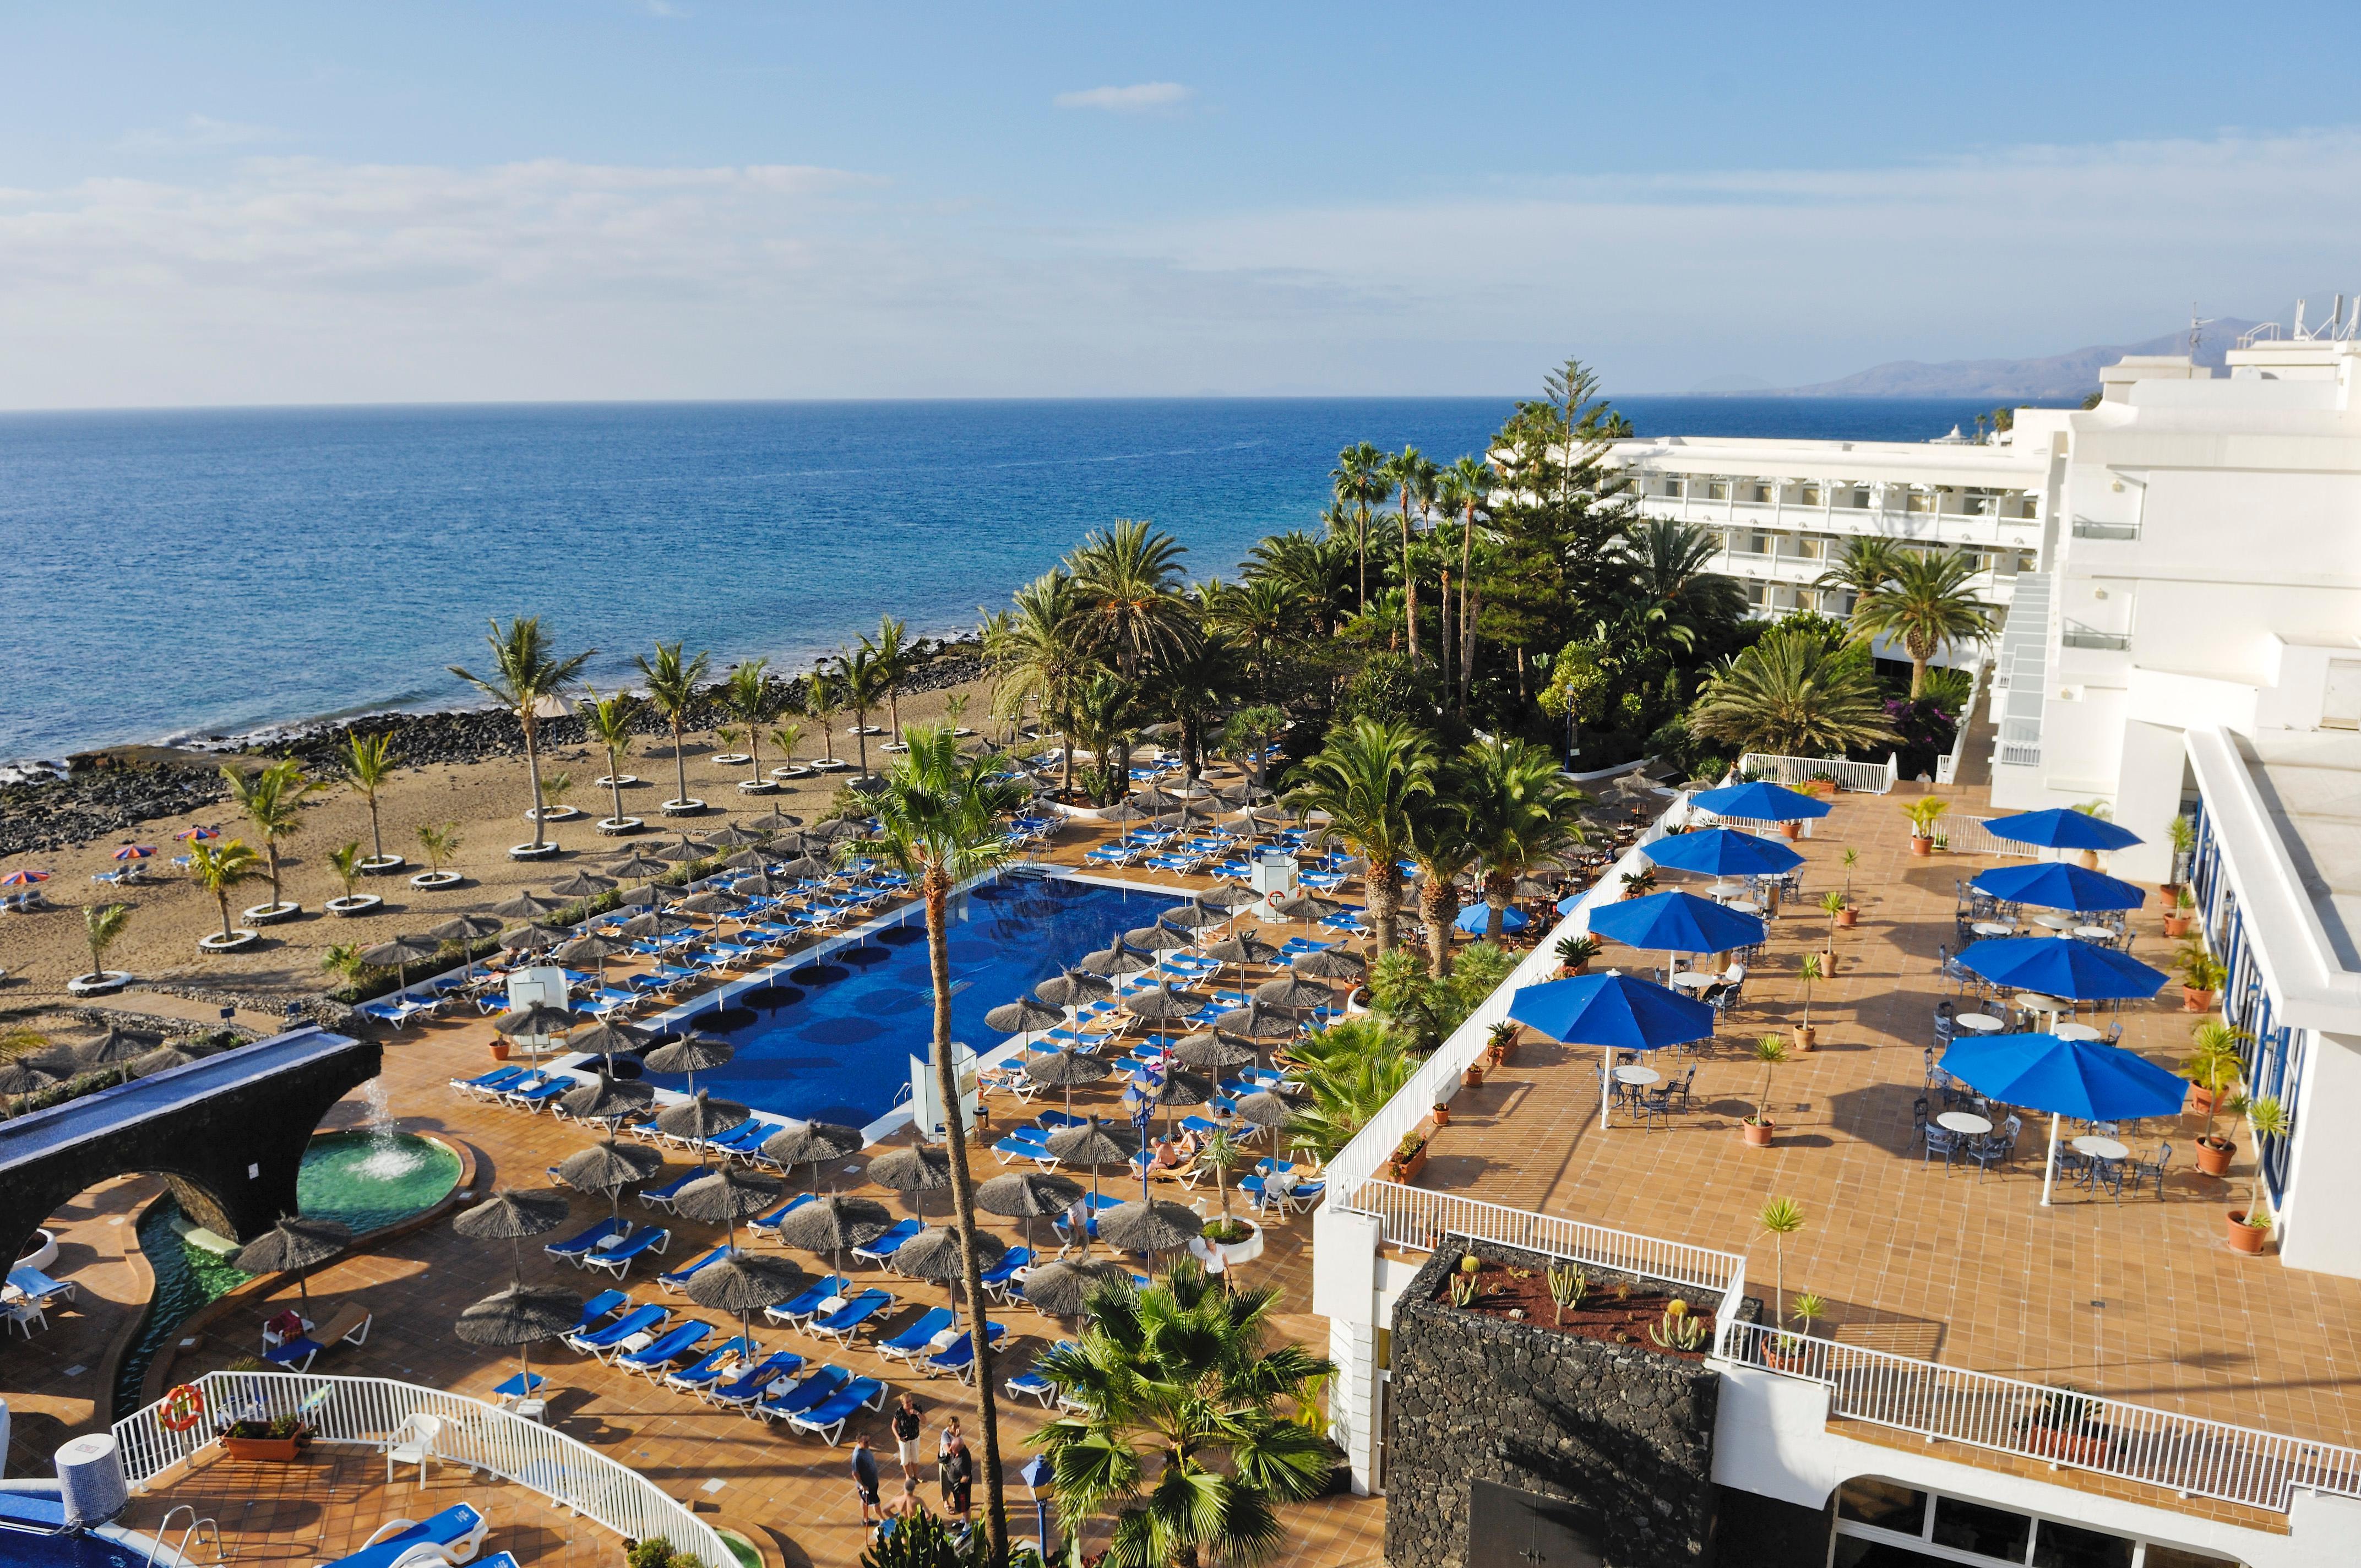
[384,1413,443,1483]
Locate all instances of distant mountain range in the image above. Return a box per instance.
[1698,320,2262,400]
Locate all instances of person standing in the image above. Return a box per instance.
[937,1415,964,1473]
[942,1434,974,1528]
[849,1435,882,1524]
[891,1392,924,1479]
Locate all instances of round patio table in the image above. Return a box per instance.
[1724,900,1762,916]
[1667,971,1719,990]
[2072,925,2117,943]
[1613,1065,1662,1087]
[1938,1111,1993,1136]
[2014,992,2069,1018]
[1971,921,2015,938]
[2031,912,2077,931]
[2053,1022,2102,1042]
[2072,1135,2129,1162]
[1952,1012,2004,1033]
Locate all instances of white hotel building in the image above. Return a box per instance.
[1310,309,2361,1568]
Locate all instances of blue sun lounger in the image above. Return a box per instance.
[657,1244,734,1293]
[1004,1342,1078,1406]
[978,1246,1032,1300]
[545,1217,628,1264]
[707,1349,805,1408]
[452,1065,529,1097]
[570,1289,630,1332]
[582,1226,671,1280]
[564,1303,666,1358]
[748,1193,815,1238]
[638,1170,702,1212]
[807,1288,895,1345]
[618,1320,711,1379]
[923,1323,1006,1383]
[992,1129,1058,1168]
[330,1503,490,1568]
[850,1219,922,1265]
[785,1375,888,1445]
[754,1364,850,1424]
[873,1307,953,1364]
[763,1275,849,1326]
[663,1335,755,1395]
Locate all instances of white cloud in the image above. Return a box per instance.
[1052,83,1190,113]
[118,115,282,155]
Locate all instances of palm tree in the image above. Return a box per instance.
[867,725,1030,1561]
[1628,519,1747,652]
[1142,630,1236,782]
[1068,670,1145,806]
[867,615,912,741]
[1848,548,1994,698]
[327,841,365,906]
[1283,718,1436,955]
[720,660,785,788]
[416,821,463,879]
[220,758,319,912]
[344,732,401,869]
[1403,797,1479,977]
[1812,536,1898,618]
[801,669,842,766]
[1035,1261,1335,1568]
[1458,737,1586,940]
[835,644,890,778]
[451,617,595,850]
[1068,520,1195,683]
[1205,576,1297,701]
[580,687,641,826]
[632,640,712,812]
[1331,442,1388,607]
[1689,624,1901,759]
[1437,456,1492,707]
[79,901,131,986]
[1382,445,1440,663]
[1755,1195,1805,1329]
[995,569,1095,793]
[189,839,264,946]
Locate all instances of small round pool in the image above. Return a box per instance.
[296,1131,462,1235]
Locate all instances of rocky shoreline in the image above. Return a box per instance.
[3,641,986,859]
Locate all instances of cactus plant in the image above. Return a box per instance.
[1546,1264,1587,1322]
[1449,1272,1481,1308]
[1647,1298,1709,1352]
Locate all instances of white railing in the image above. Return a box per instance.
[1331,1179,1745,1297]
[1941,815,2039,859]
[1715,1320,2361,1514]
[1315,794,1698,1196]
[1933,661,1990,787]
[115,1371,730,1565]
[1739,752,1898,795]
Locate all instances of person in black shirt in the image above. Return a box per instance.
[850,1435,882,1523]
[890,1392,924,1478]
[941,1434,973,1525]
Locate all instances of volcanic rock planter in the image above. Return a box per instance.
[592,774,640,788]
[769,765,816,781]
[67,971,133,998]
[523,805,580,823]
[242,901,302,924]
[409,871,463,890]
[507,842,563,861]
[324,895,383,918]
[199,930,262,953]
[660,798,708,816]
[712,753,752,767]
[736,780,779,794]
[595,817,646,835]
[358,854,406,876]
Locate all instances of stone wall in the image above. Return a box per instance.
[1383,1237,1761,1568]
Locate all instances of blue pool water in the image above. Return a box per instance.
[0,1490,149,1567]
[635,874,1179,1126]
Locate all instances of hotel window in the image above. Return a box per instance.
[1748,531,1774,556]
[1800,484,1823,506]
[1906,490,1935,514]
[1829,1479,2243,1568]
[1661,477,1685,498]
[1744,581,1769,606]
[1847,487,1872,508]
[1748,482,1773,504]
[1707,480,1729,501]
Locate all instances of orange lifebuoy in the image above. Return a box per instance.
[160,1384,205,1433]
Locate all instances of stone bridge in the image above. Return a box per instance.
[0,1026,382,1269]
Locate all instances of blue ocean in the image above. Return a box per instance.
[0,396,2043,761]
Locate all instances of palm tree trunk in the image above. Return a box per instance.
[1460,516,1477,712]
[1370,864,1403,955]
[1400,507,1419,665]
[856,715,870,778]
[1910,655,1928,700]
[1438,568,1453,698]
[925,869,1008,1562]
[606,745,625,824]
[1461,586,1481,711]
[671,718,690,807]
[368,799,384,866]
[266,843,284,909]
[888,689,901,743]
[217,893,234,944]
[523,713,549,852]
[1418,880,1456,977]
[1484,869,1516,941]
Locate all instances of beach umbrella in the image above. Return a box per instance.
[1953,938,2168,1003]
[644,1033,736,1096]
[453,1189,570,1286]
[612,884,659,910]
[130,1041,216,1079]
[555,1137,665,1228]
[1098,1198,1202,1256]
[704,821,768,848]
[1097,801,1152,825]
[1217,781,1274,805]
[1024,1047,1111,1119]
[1291,948,1364,981]
[498,923,567,955]
[894,1225,1007,1330]
[426,913,503,981]
[358,933,443,995]
[234,1215,353,1317]
[775,854,831,879]
[1456,905,1528,934]
[867,1145,952,1221]
[807,817,868,846]
[0,870,50,888]
[557,1071,654,1125]
[762,1121,866,1196]
[567,1017,654,1073]
[1590,890,1766,958]
[771,1193,892,1275]
[1212,1000,1296,1042]
[976,1170,1084,1262]
[684,1250,806,1354]
[1969,863,2145,914]
[551,930,629,986]
[742,807,803,836]
[987,997,1065,1051]
[720,849,771,873]
[1690,780,1831,823]
[172,826,221,843]
[731,869,793,899]
[455,1282,580,1406]
[1233,1090,1289,1136]
[1043,1119,1141,1249]
[676,1164,782,1252]
[1642,827,1804,879]
[546,869,617,900]
[677,889,747,919]
[620,909,698,940]
[1196,885,1261,912]
[1267,893,1334,932]
[1123,982,1198,1029]
[0,1059,58,1105]
[77,1027,162,1084]
[1169,1031,1255,1071]
[1160,902,1226,933]
[1940,1032,2190,1205]
[1508,972,1716,1129]
[1019,1258,1133,1318]
[1129,786,1186,812]
[655,835,713,863]
[112,843,157,863]
[1983,808,2143,854]
[604,849,671,880]
[1036,968,1114,1011]
[1126,923,1194,954]
[1201,933,1283,990]
[23,1046,86,1082]
[492,1003,578,1066]
[489,890,569,921]
[1079,938,1154,979]
[655,1090,750,1164]
[1253,974,1333,1011]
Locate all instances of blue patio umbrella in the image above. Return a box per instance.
[1969,862,2145,914]
[1643,827,1805,878]
[1954,937,2167,1002]
[1939,1031,2188,1204]
[1589,890,1767,961]
[1456,905,1528,934]
[1556,892,1585,917]
[1509,971,1716,1128]
[1982,808,2142,853]
[1690,780,1832,822]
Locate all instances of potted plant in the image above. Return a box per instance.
[1902,797,1949,856]
[2177,940,2226,1012]
[1485,1021,1519,1067]
[2163,885,2196,940]
[1793,953,1823,1049]
[2225,1096,2285,1253]
[2161,814,2196,904]
[2180,1021,2247,1177]
[1742,1033,1786,1146]
[1834,849,1859,927]
[324,841,382,917]
[410,821,464,890]
[216,1412,311,1462]
[1389,1131,1429,1184]
[1619,868,1659,900]
[1432,1099,1452,1128]
[1462,1059,1486,1089]
[2021,1386,2111,1468]
[1818,891,1847,970]
[1791,1292,1825,1338]
[1554,934,1601,976]
[1194,1130,1263,1263]
[1805,770,1839,799]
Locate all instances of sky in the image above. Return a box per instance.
[3,1,2359,407]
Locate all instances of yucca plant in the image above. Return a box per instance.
[79,902,132,986]
[1755,1195,1805,1327]
[327,841,366,905]
[188,839,264,945]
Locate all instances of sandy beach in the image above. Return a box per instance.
[0,676,996,1040]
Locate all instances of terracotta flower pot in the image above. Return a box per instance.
[1781,821,1804,841]
[2182,987,2217,1014]
[2224,1212,2268,1253]
[2079,850,2101,870]
[1432,1104,1451,1128]
[489,1041,511,1061]
[2187,1086,2216,1118]
[219,1435,303,1462]
[2023,1428,2110,1467]
[1910,835,1933,857]
[2163,914,2191,939]
[1835,908,1858,929]
[2157,884,2182,908]
[1462,1064,1485,1089]
[1742,1119,1776,1147]
[1793,1025,1816,1051]
[2194,1137,2234,1177]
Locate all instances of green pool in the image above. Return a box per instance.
[113,1131,460,1415]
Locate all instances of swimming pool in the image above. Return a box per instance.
[632,873,1179,1127]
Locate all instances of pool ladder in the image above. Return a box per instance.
[151,1505,227,1565]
